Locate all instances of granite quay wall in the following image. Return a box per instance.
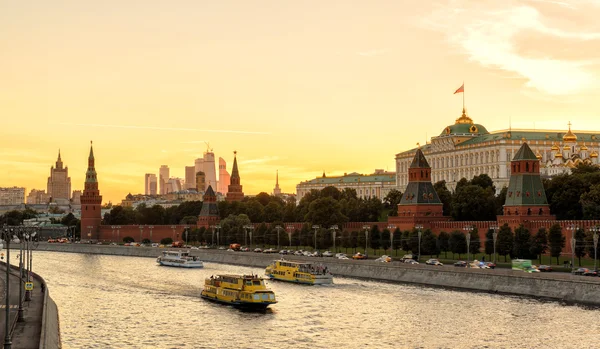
[37,273,61,349]
[31,243,600,306]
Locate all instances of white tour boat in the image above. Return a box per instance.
[156,250,204,268]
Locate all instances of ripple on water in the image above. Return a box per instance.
[30,251,600,349]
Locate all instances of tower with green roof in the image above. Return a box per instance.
[498,142,555,226]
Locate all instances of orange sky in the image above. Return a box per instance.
[1,0,600,204]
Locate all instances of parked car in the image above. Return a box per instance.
[263,248,277,254]
[454,261,468,267]
[335,253,347,258]
[583,269,598,277]
[352,252,367,260]
[294,250,304,256]
[425,259,443,266]
[375,255,392,263]
[240,247,250,252]
[253,248,263,253]
[483,262,496,269]
[404,259,419,265]
[537,265,552,272]
[279,250,288,255]
[401,254,419,262]
[338,255,350,260]
[573,268,598,276]
[322,251,334,257]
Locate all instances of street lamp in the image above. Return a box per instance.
[184,226,189,246]
[591,226,599,272]
[362,225,370,257]
[312,225,320,251]
[87,225,94,242]
[330,225,338,253]
[464,225,474,266]
[415,224,423,262]
[138,225,144,243]
[286,225,294,248]
[24,230,36,302]
[490,225,499,264]
[210,225,216,246]
[171,225,177,242]
[567,224,576,270]
[275,225,282,250]
[216,224,221,247]
[243,225,252,247]
[3,226,14,349]
[387,225,396,256]
[148,225,154,242]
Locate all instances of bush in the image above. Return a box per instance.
[142,238,151,244]
[160,237,173,245]
[123,236,134,243]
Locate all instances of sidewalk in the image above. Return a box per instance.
[8,273,43,349]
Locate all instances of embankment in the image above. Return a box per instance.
[32,243,600,306]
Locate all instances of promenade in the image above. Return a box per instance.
[0,263,45,349]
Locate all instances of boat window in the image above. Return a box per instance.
[246,281,253,286]
[253,280,261,286]
[253,294,260,300]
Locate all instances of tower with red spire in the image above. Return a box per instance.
[80,141,103,241]
[226,151,244,202]
[273,170,281,196]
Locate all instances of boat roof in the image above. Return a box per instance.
[214,274,263,280]
[275,259,312,266]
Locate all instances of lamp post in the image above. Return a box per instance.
[184,226,190,246]
[243,225,253,247]
[387,225,396,256]
[17,228,25,323]
[216,224,221,247]
[87,225,94,242]
[312,225,320,251]
[414,224,423,262]
[362,225,370,257]
[274,225,282,251]
[25,230,36,302]
[210,225,215,246]
[464,225,473,266]
[330,225,338,253]
[138,225,144,244]
[592,226,599,272]
[116,226,121,242]
[286,225,293,248]
[3,226,13,349]
[148,225,154,243]
[490,225,499,264]
[171,225,176,242]
[567,224,576,270]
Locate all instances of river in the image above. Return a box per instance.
[32,251,600,349]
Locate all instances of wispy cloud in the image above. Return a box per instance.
[179,140,208,144]
[239,156,280,166]
[424,1,600,95]
[357,48,390,57]
[55,123,271,135]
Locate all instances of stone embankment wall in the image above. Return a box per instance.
[32,244,600,306]
[37,273,61,349]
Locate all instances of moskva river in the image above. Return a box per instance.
[33,251,600,349]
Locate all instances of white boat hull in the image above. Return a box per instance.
[158,260,204,268]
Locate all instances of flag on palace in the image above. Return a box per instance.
[454,84,464,94]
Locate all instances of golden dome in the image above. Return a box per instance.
[555,152,563,158]
[551,142,559,151]
[580,143,588,151]
[591,151,598,158]
[455,108,474,125]
[563,122,578,142]
[535,150,542,160]
[563,144,570,150]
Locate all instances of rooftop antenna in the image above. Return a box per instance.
[204,141,213,153]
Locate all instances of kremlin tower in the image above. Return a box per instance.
[80,141,103,241]
[225,151,244,202]
[273,170,281,196]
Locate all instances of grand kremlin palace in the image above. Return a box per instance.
[395,109,600,193]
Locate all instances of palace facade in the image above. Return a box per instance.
[395,109,600,193]
[296,169,396,202]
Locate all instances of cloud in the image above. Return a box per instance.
[55,123,271,135]
[424,1,600,95]
[239,156,280,166]
[357,48,390,57]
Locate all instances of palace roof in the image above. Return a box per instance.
[300,172,395,185]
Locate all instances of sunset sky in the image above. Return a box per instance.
[2,0,600,204]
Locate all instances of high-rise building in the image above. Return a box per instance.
[226,151,244,202]
[80,142,103,241]
[203,151,217,191]
[159,165,170,195]
[168,178,184,192]
[26,189,50,204]
[0,187,25,205]
[71,190,82,205]
[196,171,206,193]
[273,170,281,196]
[218,157,230,194]
[47,150,71,205]
[145,173,158,195]
[195,158,204,178]
[185,166,196,190]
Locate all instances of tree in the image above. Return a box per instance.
[380,228,391,252]
[496,224,514,262]
[321,186,342,200]
[574,228,587,266]
[484,228,495,258]
[123,236,134,243]
[451,185,496,221]
[142,238,151,244]
[470,174,495,191]
[401,230,410,252]
[580,183,600,219]
[529,228,548,264]
[512,225,532,259]
[370,225,381,254]
[305,197,348,228]
[548,223,565,265]
[584,230,597,264]
[383,189,403,216]
[437,231,450,258]
[421,229,439,256]
[263,201,283,223]
[160,237,173,245]
[245,200,264,223]
[448,231,467,259]
[392,227,402,255]
[495,187,507,216]
[433,181,453,216]
[468,227,480,256]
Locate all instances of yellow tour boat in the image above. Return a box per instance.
[200,274,277,309]
[265,259,333,285]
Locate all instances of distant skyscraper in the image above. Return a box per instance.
[273,170,281,196]
[203,151,217,192]
[159,165,170,195]
[145,173,157,195]
[226,151,244,202]
[26,189,50,204]
[195,158,204,177]
[47,150,71,204]
[185,166,196,190]
[0,187,25,205]
[71,190,82,205]
[168,178,184,192]
[218,157,230,194]
[196,171,206,193]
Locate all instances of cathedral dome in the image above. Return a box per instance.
[591,151,598,158]
[551,143,559,151]
[580,143,588,151]
[555,152,563,158]
[563,144,570,150]
[563,124,577,142]
[535,149,542,160]
[440,109,489,136]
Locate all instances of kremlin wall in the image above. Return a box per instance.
[79,139,600,257]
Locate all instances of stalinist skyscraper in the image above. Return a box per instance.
[47,150,71,204]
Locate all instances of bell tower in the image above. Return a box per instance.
[80,141,103,241]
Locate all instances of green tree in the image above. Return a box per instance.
[123,236,134,243]
[470,174,495,191]
[451,185,496,221]
[421,229,439,256]
[548,223,565,265]
[529,228,548,264]
[484,228,495,258]
[433,180,453,216]
[305,197,348,228]
[495,187,507,216]
[245,200,264,223]
[392,227,402,255]
[496,224,514,262]
[383,189,403,216]
[437,231,450,258]
[160,237,173,245]
[380,228,391,252]
[448,231,466,259]
[512,225,532,259]
[580,183,600,219]
[321,186,342,200]
[401,230,411,252]
[263,201,283,223]
[468,227,480,256]
[370,225,381,254]
[574,228,587,266]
